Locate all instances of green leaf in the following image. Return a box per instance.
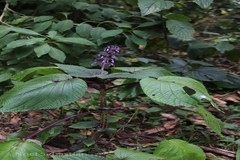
[76,23,93,38]
[237,145,240,160]
[196,106,224,136]
[33,21,52,32]
[55,37,96,46]
[130,35,147,47]
[7,26,40,35]
[105,67,173,79]
[101,29,123,38]
[54,20,74,33]
[56,63,107,78]
[48,47,66,63]
[138,0,174,16]
[115,147,163,160]
[38,126,64,143]
[0,72,12,83]
[166,13,191,21]
[0,74,87,112]
[12,66,62,82]
[34,43,51,57]
[6,38,45,49]
[0,139,47,160]
[215,42,235,53]
[113,22,132,28]
[193,0,213,8]
[90,27,106,41]
[52,153,106,160]
[154,139,205,160]
[34,16,54,22]
[140,76,213,107]
[0,33,19,48]
[166,20,194,41]
[69,121,98,129]
[0,25,10,38]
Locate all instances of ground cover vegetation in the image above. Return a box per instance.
[0,0,239,159]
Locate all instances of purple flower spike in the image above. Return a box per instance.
[94,45,120,68]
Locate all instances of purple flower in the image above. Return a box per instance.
[93,45,120,67]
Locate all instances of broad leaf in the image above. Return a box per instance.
[101,29,123,38]
[0,25,10,38]
[33,21,52,32]
[7,26,40,35]
[52,153,106,160]
[114,147,163,160]
[48,47,66,63]
[215,42,235,53]
[138,0,174,16]
[38,126,64,143]
[69,121,98,129]
[140,76,213,107]
[12,66,62,82]
[193,0,213,8]
[56,63,107,78]
[196,106,224,136]
[0,74,87,112]
[105,67,173,79]
[237,145,240,160]
[154,139,205,160]
[90,27,106,41]
[0,139,47,160]
[0,72,12,83]
[166,20,194,41]
[56,37,96,46]
[6,38,45,49]
[34,43,51,57]
[76,23,93,38]
[54,20,74,33]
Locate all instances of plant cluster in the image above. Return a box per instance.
[0,0,239,160]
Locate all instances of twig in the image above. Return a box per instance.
[0,3,9,23]
[200,145,236,158]
[24,112,91,140]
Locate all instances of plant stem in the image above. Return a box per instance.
[24,112,90,140]
[101,64,105,77]
[99,79,108,128]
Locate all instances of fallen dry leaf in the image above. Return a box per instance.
[212,91,240,107]
[163,119,180,130]
[161,113,178,120]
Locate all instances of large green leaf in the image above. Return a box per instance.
[101,29,123,38]
[0,139,47,160]
[7,26,40,35]
[76,23,93,38]
[12,66,62,82]
[237,145,240,160]
[196,106,224,136]
[140,76,213,107]
[166,20,194,41]
[154,139,205,160]
[215,42,235,53]
[105,67,173,79]
[138,0,174,16]
[193,0,213,8]
[114,147,163,160]
[55,37,96,46]
[0,74,87,112]
[34,43,51,57]
[52,153,106,160]
[48,47,66,63]
[56,64,107,78]
[54,20,74,33]
[6,38,45,49]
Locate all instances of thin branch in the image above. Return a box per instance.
[24,112,91,140]
[0,3,9,23]
[200,145,235,158]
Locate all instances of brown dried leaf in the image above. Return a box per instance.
[161,113,178,120]
[143,126,166,135]
[163,119,179,130]
[212,91,240,107]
